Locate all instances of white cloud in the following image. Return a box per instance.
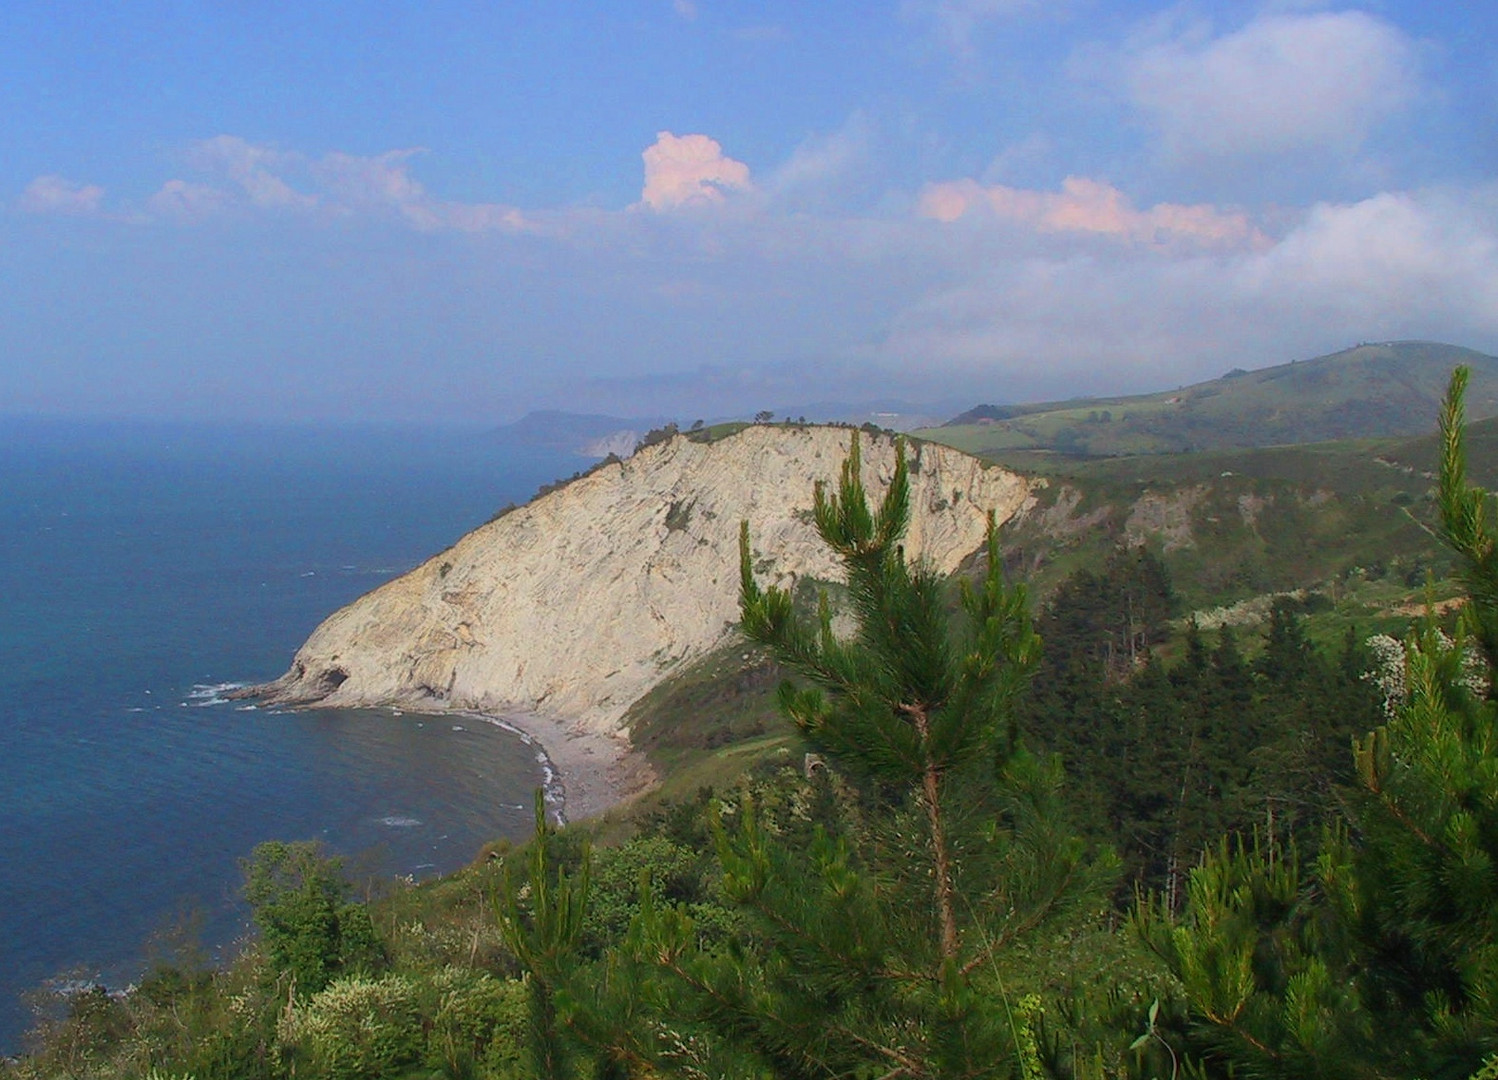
[314,148,428,214]
[146,179,233,222]
[20,131,1495,418]
[18,175,105,215]
[882,185,1498,392]
[639,131,753,210]
[1122,11,1418,160]
[312,149,531,233]
[768,116,873,205]
[980,134,1056,186]
[1243,190,1498,332]
[673,0,697,21]
[123,137,533,233]
[912,0,1048,55]
[189,135,317,210]
[434,202,533,233]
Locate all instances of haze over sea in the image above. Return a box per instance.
[0,416,586,1050]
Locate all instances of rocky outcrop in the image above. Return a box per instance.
[257,426,1035,737]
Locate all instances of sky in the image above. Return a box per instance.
[3,1,1497,423]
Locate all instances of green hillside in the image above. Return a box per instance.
[917,341,1498,457]
[984,415,1498,619]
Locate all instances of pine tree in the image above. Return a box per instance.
[1138,368,1498,1079]
[737,433,1050,958]
[495,795,592,1080]
[642,433,1115,1077]
[499,434,1114,1078]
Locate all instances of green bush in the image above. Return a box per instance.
[277,974,422,1080]
[241,841,383,993]
[422,968,527,1079]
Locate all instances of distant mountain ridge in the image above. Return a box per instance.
[491,410,670,456]
[923,342,1498,458]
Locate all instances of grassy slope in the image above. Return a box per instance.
[624,644,791,789]
[916,342,1498,458]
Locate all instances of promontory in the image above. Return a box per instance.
[254,425,1035,811]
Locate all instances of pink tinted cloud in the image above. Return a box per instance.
[918,176,1265,249]
[640,132,753,210]
[887,185,1498,391]
[18,175,105,215]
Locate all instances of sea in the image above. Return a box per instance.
[0,415,589,1051]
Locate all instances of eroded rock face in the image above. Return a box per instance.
[257,427,1034,735]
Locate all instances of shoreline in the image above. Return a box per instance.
[0,700,652,1056]
[239,681,657,827]
[456,706,656,824]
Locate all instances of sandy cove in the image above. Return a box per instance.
[458,706,657,825]
[232,683,656,826]
[242,432,1031,828]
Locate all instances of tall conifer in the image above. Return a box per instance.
[501,433,1114,1078]
[1139,368,1498,1078]
[692,432,1112,1076]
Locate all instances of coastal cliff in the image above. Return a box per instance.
[257,426,1034,742]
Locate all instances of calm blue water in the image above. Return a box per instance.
[0,417,587,1050]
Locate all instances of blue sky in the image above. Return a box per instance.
[4,2,1496,422]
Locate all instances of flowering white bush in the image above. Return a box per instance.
[1364,629,1488,718]
[1364,634,1408,718]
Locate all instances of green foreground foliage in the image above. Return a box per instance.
[1137,368,1498,1078]
[11,373,1498,1078]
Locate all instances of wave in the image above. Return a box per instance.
[465,712,566,822]
[183,682,246,708]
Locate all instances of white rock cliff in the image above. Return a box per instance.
[258,426,1034,738]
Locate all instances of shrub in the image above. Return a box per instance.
[277,974,422,1080]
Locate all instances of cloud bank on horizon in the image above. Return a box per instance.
[3,2,1495,422]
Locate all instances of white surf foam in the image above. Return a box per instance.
[184,682,246,708]
[379,815,423,828]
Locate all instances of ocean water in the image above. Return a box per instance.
[0,417,587,1050]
